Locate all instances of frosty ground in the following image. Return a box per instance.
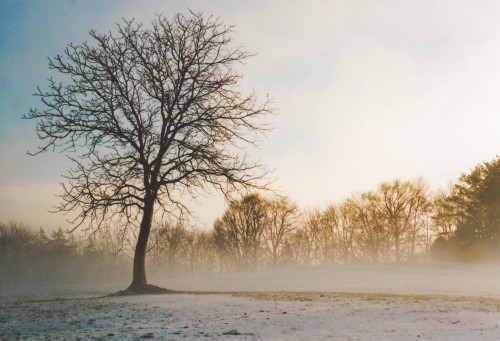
[2,263,500,340]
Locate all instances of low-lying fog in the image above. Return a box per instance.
[160,263,500,297]
[2,262,500,300]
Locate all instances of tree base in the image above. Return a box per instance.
[110,284,179,296]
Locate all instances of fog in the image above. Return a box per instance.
[3,221,500,339]
[3,260,500,301]
[2,212,500,301]
[158,263,500,298]
[0,250,131,301]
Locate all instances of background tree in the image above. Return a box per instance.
[404,178,431,261]
[432,156,500,260]
[81,227,127,276]
[148,222,188,273]
[318,205,339,264]
[455,157,500,243]
[348,192,387,263]
[285,226,314,266]
[213,194,267,270]
[431,188,458,241]
[262,196,297,266]
[335,202,356,264]
[377,178,430,262]
[301,209,324,264]
[378,180,410,262]
[185,229,218,274]
[0,222,37,273]
[25,12,272,292]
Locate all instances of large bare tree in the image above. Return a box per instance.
[25,12,272,293]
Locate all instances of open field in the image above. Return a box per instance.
[2,263,500,340]
[2,292,500,340]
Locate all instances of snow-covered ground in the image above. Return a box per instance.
[2,292,500,340]
[2,263,500,340]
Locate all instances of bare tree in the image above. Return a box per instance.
[301,209,324,264]
[262,196,297,266]
[378,180,409,262]
[25,12,272,292]
[185,229,218,274]
[285,227,314,266]
[148,222,188,273]
[318,205,339,264]
[378,178,430,262]
[332,202,355,264]
[405,178,431,260]
[349,192,387,263]
[86,225,128,264]
[213,194,267,270]
[431,187,458,241]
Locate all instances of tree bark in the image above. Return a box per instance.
[129,198,155,290]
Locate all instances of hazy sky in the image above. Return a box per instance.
[1,0,499,231]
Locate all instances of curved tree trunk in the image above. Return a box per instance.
[129,199,155,291]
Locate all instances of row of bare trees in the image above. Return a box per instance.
[1,176,473,283]
[7,159,497,284]
[143,177,451,274]
[215,178,434,268]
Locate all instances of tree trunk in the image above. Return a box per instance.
[129,198,155,290]
[395,234,400,263]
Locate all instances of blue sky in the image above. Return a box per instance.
[1,0,500,230]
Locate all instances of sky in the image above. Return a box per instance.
[1,0,499,231]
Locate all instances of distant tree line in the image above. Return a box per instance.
[204,178,433,270]
[0,222,130,288]
[1,156,498,283]
[147,155,500,270]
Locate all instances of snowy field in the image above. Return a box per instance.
[2,263,500,340]
[2,292,500,340]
